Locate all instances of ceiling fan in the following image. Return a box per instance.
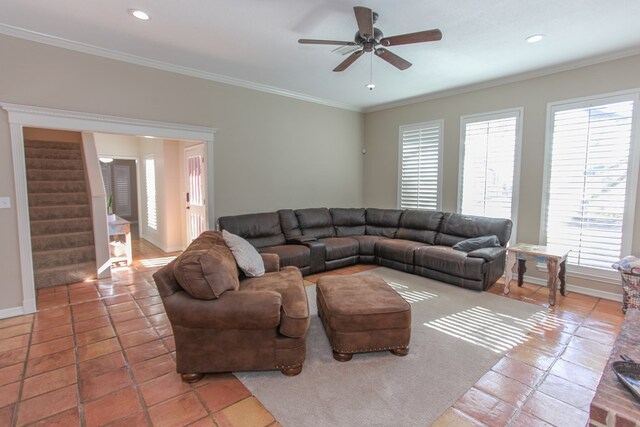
[298,6,442,72]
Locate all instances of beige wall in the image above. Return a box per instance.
[363,53,640,296]
[0,34,364,311]
[94,133,140,158]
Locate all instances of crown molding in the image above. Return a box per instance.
[0,24,362,113]
[365,47,640,113]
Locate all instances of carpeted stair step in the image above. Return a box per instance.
[29,204,91,221]
[34,262,96,288]
[26,158,85,171]
[27,180,87,194]
[28,192,90,207]
[32,245,95,270]
[27,169,86,182]
[30,218,93,236]
[24,139,83,151]
[25,147,83,160]
[31,231,95,252]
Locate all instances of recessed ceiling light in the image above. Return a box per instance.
[526,34,544,43]
[129,9,150,20]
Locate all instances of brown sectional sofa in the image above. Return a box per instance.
[219,208,512,291]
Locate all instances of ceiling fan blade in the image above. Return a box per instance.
[375,48,412,70]
[299,39,358,46]
[333,50,364,72]
[381,29,442,46]
[353,6,374,40]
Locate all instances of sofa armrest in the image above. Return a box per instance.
[286,236,317,244]
[163,290,281,329]
[467,246,506,262]
[260,253,280,273]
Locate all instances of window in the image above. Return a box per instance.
[144,155,157,231]
[398,120,443,210]
[543,92,639,273]
[459,109,522,223]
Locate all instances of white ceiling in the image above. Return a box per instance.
[2,0,640,111]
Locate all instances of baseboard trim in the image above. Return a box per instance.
[523,274,622,302]
[0,306,26,320]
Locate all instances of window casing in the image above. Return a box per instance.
[458,109,522,231]
[398,120,443,210]
[541,91,640,278]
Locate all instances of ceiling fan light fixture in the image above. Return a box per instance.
[526,34,544,43]
[366,83,376,90]
[129,9,150,21]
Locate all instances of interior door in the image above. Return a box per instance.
[184,145,207,243]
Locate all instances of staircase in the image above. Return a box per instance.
[25,138,97,288]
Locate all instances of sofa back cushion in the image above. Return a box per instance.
[395,210,444,244]
[278,209,302,238]
[435,213,513,247]
[218,212,286,248]
[173,231,240,299]
[295,208,336,239]
[365,208,402,237]
[330,208,366,236]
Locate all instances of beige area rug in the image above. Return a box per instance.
[236,267,547,427]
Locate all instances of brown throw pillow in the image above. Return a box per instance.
[173,246,240,299]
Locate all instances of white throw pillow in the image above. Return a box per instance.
[222,230,265,277]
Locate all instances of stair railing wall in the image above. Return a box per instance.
[81,132,111,279]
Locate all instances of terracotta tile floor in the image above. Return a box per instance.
[0,239,625,426]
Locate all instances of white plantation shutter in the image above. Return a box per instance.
[113,164,132,217]
[398,120,443,210]
[145,156,157,231]
[460,110,521,220]
[544,93,638,271]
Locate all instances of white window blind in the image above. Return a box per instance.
[398,120,443,210]
[145,156,157,231]
[459,110,521,220]
[544,94,638,271]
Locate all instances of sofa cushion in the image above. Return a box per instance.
[395,210,444,244]
[415,246,485,280]
[295,208,336,239]
[258,245,310,269]
[222,230,265,277]
[365,208,402,237]
[351,235,387,256]
[330,208,366,236]
[452,235,501,252]
[375,239,427,264]
[435,213,512,247]
[278,209,302,238]
[173,232,240,300]
[240,266,310,338]
[218,212,286,248]
[319,237,359,261]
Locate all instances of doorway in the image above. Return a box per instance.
[100,158,139,237]
[184,144,207,243]
[2,102,216,315]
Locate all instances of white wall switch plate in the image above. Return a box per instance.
[0,197,11,209]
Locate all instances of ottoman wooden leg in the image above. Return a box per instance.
[281,365,303,376]
[333,350,353,362]
[391,347,409,357]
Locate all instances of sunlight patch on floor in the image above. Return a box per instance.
[139,256,177,268]
[424,306,546,353]
[388,281,439,304]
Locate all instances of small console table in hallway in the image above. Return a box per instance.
[503,243,570,306]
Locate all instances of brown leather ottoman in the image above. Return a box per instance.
[316,274,411,362]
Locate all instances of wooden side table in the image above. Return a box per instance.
[108,216,132,267]
[503,243,570,306]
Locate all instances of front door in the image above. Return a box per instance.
[184,145,207,243]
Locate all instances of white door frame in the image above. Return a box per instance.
[1,102,216,315]
[183,143,208,245]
